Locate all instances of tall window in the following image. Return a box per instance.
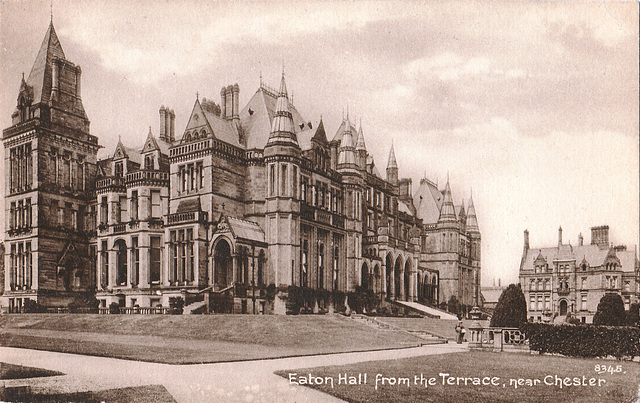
[114,161,123,177]
[269,165,275,196]
[100,197,108,225]
[333,246,339,290]
[9,143,32,194]
[130,191,138,220]
[118,196,127,223]
[301,239,308,287]
[145,155,154,169]
[100,241,108,289]
[76,159,84,190]
[197,162,204,189]
[180,166,186,192]
[292,166,298,198]
[150,236,161,284]
[115,240,127,286]
[187,229,194,282]
[150,190,161,218]
[170,231,178,283]
[544,295,550,310]
[63,153,71,188]
[318,243,324,289]
[131,237,139,286]
[280,164,287,196]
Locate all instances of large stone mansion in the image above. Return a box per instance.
[2,22,481,314]
[519,225,639,324]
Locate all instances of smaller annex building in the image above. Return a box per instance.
[519,225,639,324]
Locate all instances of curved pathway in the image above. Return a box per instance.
[1,342,468,402]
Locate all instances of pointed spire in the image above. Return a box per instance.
[466,193,479,232]
[25,21,66,106]
[267,70,298,146]
[438,177,457,223]
[387,142,398,169]
[312,116,328,144]
[337,106,356,167]
[356,119,366,152]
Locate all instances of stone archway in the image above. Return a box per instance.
[385,254,393,299]
[361,262,369,290]
[394,256,403,300]
[559,299,568,316]
[213,239,232,288]
[404,259,412,301]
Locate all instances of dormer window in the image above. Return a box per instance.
[145,155,154,170]
[114,161,123,177]
[18,95,31,123]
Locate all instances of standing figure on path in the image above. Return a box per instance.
[455,318,464,344]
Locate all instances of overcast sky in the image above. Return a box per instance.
[1,1,638,286]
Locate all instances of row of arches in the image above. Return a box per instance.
[212,237,266,289]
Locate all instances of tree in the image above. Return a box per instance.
[627,303,639,326]
[593,293,626,326]
[490,283,527,328]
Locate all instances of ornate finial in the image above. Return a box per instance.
[50,0,53,22]
[22,72,25,80]
[196,91,199,100]
[259,71,263,87]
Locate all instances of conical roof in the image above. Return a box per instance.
[438,179,457,223]
[267,72,298,146]
[387,143,398,169]
[355,121,366,152]
[337,112,356,165]
[312,117,328,144]
[466,194,479,232]
[26,21,66,106]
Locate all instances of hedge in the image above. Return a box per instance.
[521,322,640,359]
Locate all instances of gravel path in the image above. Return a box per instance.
[0,342,468,402]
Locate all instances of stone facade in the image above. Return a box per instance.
[3,22,482,314]
[519,226,640,323]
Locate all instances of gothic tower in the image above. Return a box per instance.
[2,21,99,311]
[263,72,301,313]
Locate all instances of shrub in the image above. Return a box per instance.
[169,297,184,315]
[627,303,639,326]
[593,293,626,326]
[521,322,639,359]
[348,286,377,314]
[108,302,120,314]
[564,313,581,325]
[332,290,346,313]
[490,283,527,328]
[23,299,46,313]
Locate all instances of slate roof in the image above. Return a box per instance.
[239,86,306,150]
[227,217,265,243]
[26,22,65,106]
[521,244,637,273]
[413,178,443,224]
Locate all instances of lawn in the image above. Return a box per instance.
[0,362,63,380]
[0,314,424,364]
[276,351,640,402]
[1,384,175,403]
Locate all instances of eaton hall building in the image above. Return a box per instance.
[519,225,639,324]
[3,22,481,314]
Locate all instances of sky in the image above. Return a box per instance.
[1,1,638,286]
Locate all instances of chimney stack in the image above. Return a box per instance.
[578,233,583,246]
[591,225,609,247]
[169,109,175,142]
[225,85,233,119]
[558,226,563,246]
[232,83,240,120]
[220,87,227,118]
[159,106,166,140]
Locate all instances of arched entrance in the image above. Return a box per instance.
[404,259,411,301]
[385,254,393,298]
[214,239,232,288]
[115,239,127,286]
[361,262,369,290]
[559,299,568,316]
[394,256,403,300]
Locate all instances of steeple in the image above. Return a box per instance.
[438,178,457,223]
[266,70,298,147]
[466,194,479,233]
[337,109,356,167]
[386,142,398,185]
[355,120,366,152]
[27,21,66,106]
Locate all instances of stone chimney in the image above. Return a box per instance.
[558,226,562,246]
[159,106,166,140]
[578,233,583,246]
[225,85,233,119]
[169,109,175,142]
[232,83,240,121]
[220,86,227,118]
[591,225,609,247]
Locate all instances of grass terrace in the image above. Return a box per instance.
[276,351,640,402]
[0,314,424,364]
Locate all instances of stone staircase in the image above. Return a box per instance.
[350,314,448,345]
[391,300,459,320]
[183,300,207,314]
